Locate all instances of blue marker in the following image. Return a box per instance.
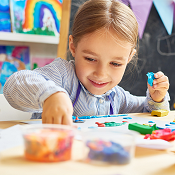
[146,72,155,87]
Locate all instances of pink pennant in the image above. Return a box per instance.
[129,0,153,39]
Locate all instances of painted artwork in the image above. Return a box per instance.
[31,57,55,69]
[0,46,30,94]
[10,0,63,36]
[0,0,11,32]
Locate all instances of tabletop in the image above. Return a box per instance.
[0,112,175,175]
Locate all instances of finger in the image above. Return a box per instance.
[46,116,54,124]
[153,76,169,87]
[152,81,169,90]
[42,114,46,124]
[54,115,62,124]
[154,71,164,79]
[62,114,73,126]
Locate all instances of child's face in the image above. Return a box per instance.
[69,28,135,95]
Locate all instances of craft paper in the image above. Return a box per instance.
[0,0,11,32]
[0,125,23,152]
[0,46,30,94]
[31,57,55,69]
[153,0,174,35]
[129,0,153,39]
[10,0,63,36]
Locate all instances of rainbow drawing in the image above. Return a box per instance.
[11,0,63,36]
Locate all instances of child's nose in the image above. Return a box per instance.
[93,64,107,78]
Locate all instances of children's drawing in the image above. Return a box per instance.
[0,0,11,32]
[31,57,55,69]
[0,46,30,94]
[10,0,63,36]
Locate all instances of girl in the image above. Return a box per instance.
[3,0,170,125]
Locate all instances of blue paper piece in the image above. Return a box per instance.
[153,0,173,35]
[146,72,155,86]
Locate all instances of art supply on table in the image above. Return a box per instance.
[95,121,127,127]
[151,109,169,117]
[128,123,159,135]
[81,130,136,165]
[144,128,175,141]
[21,124,75,162]
[73,116,85,123]
[146,72,155,86]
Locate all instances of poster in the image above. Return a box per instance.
[0,46,30,94]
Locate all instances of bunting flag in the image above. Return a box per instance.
[153,0,174,35]
[120,0,129,6]
[121,0,175,39]
[129,0,153,39]
[172,1,175,23]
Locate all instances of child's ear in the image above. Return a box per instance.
[127,49,136,63]
[69,35,76,57]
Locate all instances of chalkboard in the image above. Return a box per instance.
[68,1,175,110]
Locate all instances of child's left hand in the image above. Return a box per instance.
[148,71,169,102]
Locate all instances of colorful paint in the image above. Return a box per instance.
[0,46,30,93]
[11,0,62,36]
[0,0,11,32]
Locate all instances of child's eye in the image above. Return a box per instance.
[110,62,121,67]
[85,57,96,62]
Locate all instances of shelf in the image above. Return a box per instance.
[0,32,59,44]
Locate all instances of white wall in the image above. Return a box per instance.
[0,94,32,121]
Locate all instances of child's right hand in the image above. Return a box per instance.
[42,92,73,125]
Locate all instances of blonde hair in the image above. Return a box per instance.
[72,0,139,55]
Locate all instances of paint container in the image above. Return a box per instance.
[22,124,75,162]
[82,129,136,165]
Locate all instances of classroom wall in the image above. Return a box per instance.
[68,0,175,110]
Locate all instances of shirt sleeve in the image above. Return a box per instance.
[3,58,72,112]
[144,89,170,112]
[117,87,170,114]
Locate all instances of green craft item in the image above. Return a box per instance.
[104,122,126,127]
[128,123,159,135]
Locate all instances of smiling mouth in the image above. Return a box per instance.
[89,79,108,88]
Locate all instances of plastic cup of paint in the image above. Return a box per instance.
[81,129,136,165]
[21,124,76,162]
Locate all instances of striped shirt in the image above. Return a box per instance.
[3,58,170,119]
